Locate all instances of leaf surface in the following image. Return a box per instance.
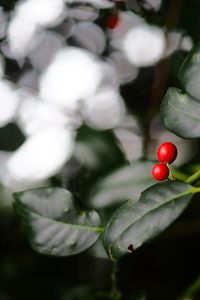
[161,87,200,138]
[103,181,192,259]
[14,187,102,256]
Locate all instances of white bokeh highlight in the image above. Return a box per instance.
[73,22,105,55]
[8,0,66,57]
[108,51,139,84]
[17,94,72,136]
[7,125,75,184]
[40,47,103,112]
[109,11,144,49]
[8,17,38,58]
[84,89,125,130]
[122,24,166,67]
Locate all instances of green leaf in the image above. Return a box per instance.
[13,187,102,256]
[160,87,200,138]
[179,43,200,101]
[103,181,192,259]
[88,161,155,209]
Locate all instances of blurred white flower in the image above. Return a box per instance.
[8,17,38,58]
[0,80,19,127]
[84,89,125,130]
[108,51,139,84]
[164,31,182,58]
[0,150,49,192]
[8,0,66,58]
[97,61,119,90]
[72,22,105,55]
[58,18,76,39]
[18,70,39,90]
[109,11,144,49]
[40,47,103,112]
[28,30,65,71]
[142,0,162,11]
[122,24,166,67]
[69,5,98,21]
[7,125,75,184]
[164,31,193,58]
[180,35,193,52]
[17,93,74,136]
[14,0,65,27]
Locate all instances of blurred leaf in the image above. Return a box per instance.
[161,87,200,138]
[75,126,125,173]
[179,43,200,100]
[67,126,126,201]
[14,187,102,256]
[103,181,192,259]
[88,161,155,209]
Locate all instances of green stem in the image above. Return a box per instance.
[171,168,188,181]
[186,169,200,185]
[110,260,122,300]
[167,164,176,181]
[179,187,200,198]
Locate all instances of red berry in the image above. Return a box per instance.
[157,142,177,164]
[152,163,169,181]
[106,14,120,29]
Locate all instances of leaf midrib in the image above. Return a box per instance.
[168,98,200,122]
[112,188,192,246]
[25,206,104,233]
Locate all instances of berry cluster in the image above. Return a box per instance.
[152,142,177,181]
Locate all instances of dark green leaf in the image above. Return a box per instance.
[103,181,192,259]
[179,43,200,101]
[13,187,102,256]
[88,161,155,209]
[161,87,200,138]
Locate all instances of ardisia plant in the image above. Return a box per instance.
[12,43,200,300]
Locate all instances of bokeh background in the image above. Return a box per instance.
[0,0,200,299]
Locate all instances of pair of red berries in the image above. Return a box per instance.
[152,142,177,181]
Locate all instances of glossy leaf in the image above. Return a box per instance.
[179,43,200,100]
[13,187,102,256]
[103,181,192,259]
[161,87,200,138]
[88,161,155,209]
